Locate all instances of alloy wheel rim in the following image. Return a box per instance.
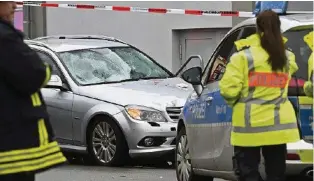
[92,122,117,163]
[177,135,191,181]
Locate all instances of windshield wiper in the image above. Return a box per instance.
[130,69,171,80]
[83,78,141,86]
[139,76,169,80]
[83,76,170,86]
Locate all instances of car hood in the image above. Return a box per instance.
[78,77,193,110]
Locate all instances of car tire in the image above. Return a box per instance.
[175,126,213,181]
[86,116,129,166]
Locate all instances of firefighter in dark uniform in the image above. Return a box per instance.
[0,2,66,181]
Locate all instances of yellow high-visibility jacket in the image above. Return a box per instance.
[303,31,313,97]
[219,33,300,147]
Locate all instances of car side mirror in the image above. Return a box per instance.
[174,55,204,76]
[181,67,203,96]
[46,75,66,90]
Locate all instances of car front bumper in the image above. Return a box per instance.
[113,111,177,158]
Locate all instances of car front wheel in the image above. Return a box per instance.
[175,126,213,181]
[86,116,129,166]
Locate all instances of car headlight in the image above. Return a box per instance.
[125,105,166,122]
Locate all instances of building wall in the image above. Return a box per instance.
[44,1,233,72]
[28,1,313,72]
[232,1,255,26]
[286,1,313,12]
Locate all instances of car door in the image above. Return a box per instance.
[185,29,243,171]
[184,79,216,170]
[34,48,75,144]
[202,28,243,171]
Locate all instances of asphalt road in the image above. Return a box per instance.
[36,164,227,181]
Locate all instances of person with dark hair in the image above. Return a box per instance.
[219,10,300,181]
[0,2,66,181]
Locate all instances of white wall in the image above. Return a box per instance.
[46,1,233,71]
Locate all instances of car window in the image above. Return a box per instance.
[36,51,61,76]
[239,26,256,39]
[204,29,241,85]
[284,27,313,82]
[57,47,172,85]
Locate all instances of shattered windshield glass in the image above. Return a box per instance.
[58,47,171,85]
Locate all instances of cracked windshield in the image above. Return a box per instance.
[58,47,171,85]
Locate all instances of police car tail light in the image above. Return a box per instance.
[287,153,301,160]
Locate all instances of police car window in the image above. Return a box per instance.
[36,51,61,76]
[205,29,241,84]
[239,26,256,39]
[283,27,313,82]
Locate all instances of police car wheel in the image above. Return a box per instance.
[175,126,213,181]
[87,116,129,166]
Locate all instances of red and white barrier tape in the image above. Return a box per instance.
[16,1,255,18]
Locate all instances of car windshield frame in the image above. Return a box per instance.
[57,46,174,86]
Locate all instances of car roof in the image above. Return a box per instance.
[231,13,313,34]
[26,37,129,52]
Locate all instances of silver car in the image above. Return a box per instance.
[25,35,194,166]
[175,14,313,181]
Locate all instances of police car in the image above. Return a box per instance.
[175,2,313,181]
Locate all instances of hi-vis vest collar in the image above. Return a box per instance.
[234,33,288,51]
[304,31,313,51]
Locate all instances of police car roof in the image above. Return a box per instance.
[232,13,313,33]
[27,37,129,52]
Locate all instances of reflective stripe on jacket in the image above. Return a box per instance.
[219,34,300,147]
[0,120,66,175]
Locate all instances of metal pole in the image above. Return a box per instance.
[23,5,31,38]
